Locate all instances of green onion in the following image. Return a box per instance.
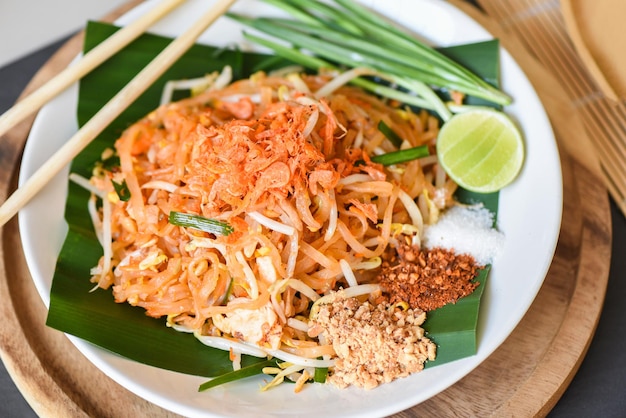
[314,366,328,383]
[392,76,452,121]
[198,359,277,391]
[112,179,130,202]
[233,17,452,120]
[168,211,234,236]
[377,120,403,148]
[371,146,430,166]
[261,0,324,27]
[329,0,507,101]
[278,0,365,36]
[228,0,512,106]
[242,32,435,111]
[242,32,330,70]
[234,18,454,90]
[332,0,483,81]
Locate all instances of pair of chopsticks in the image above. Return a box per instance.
[0,0,237,227]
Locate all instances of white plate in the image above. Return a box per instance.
[18,0,563,417]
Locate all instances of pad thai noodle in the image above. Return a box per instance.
[75,66,486,390]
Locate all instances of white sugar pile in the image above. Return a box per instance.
[422,205,504,266]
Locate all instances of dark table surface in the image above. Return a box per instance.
[1,29,626,418]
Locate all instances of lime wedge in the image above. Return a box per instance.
[436,109,524,193]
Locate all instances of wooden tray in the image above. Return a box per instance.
[0,1,612,417]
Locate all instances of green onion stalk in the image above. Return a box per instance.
[168,211,234,236]
[227,0,511,120]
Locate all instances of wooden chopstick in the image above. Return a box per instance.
[0,0,188,139]
[0,0,237,227]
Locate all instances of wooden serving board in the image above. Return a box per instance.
[0,1,612,417]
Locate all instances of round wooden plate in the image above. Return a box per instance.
[0,1,611,417]
[561,0,626,101]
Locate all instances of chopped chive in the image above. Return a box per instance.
[371,146,430,166]
[169,211,234,236]
[377,120,403,148]
[198,359,277,391]
[112,179,130,202]
[314,366,328,383]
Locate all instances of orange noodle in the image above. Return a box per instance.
[81,66,459,373]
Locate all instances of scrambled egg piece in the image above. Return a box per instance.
[212,300,282,349]
[255,255,278,284]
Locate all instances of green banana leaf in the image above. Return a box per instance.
[46,21,501,377]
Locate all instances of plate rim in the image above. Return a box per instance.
[16,0,563,417]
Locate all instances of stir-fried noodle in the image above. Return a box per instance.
[79,67,465,388]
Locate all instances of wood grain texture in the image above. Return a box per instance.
[475,0,626,218]
[0,1,611,417]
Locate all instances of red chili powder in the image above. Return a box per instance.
[378,245,480,312]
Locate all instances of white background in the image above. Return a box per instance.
[0,0,128,68]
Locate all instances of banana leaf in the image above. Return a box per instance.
[46,21,501,377]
